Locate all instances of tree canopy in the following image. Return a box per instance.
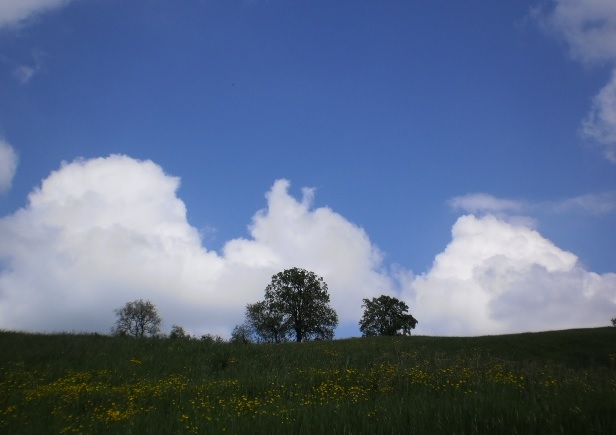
[112,299,162,338]
[359,295,417,336]
[246,267,338,343]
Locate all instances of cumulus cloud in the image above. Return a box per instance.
[0,155,224,334]
[0,139,18,193]
[0,155,614,337]
[0,0,73,29]
[0,155,394,336]
[404,214,616,335]
[537,0,616,162]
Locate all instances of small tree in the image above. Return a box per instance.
[359,295,418,336]
[611,317,616,327]
[264,267,338,342]
[230,323,254,344]
[169,324,190,340]
[244,301,290,343]
[244,268,338,343]
[112,299,162,338]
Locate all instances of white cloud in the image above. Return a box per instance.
[537,0,616,163]
[0,156,394,336]
[0,0,73,29]
[404,215,616,335]
[0,155,614,338]
[0,139,18,193]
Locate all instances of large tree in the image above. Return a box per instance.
[112,299,162,338]
[249,267,338,343]
[359,295,417,336]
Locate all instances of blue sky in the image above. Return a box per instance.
[0,0,615,338]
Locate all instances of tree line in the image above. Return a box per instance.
[112,267,418,342]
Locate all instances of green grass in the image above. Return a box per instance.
[1,328,615,434]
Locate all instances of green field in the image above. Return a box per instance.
[1,328,615,434]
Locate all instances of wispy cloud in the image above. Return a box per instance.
[0,0,74,29]
[0,139,18,193]
[448,193,526,215]
[1,50,46,85]
[539,0,616,66]
[582,71,616,161]
[551,192,616,215]
[450,191,616,217]
[12,65,37,84]
[535,0,616,163]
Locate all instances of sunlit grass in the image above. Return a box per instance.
[1,328,615,433]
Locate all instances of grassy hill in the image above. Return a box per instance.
[1,328,615,434]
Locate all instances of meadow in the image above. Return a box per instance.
[1,327,615,434]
